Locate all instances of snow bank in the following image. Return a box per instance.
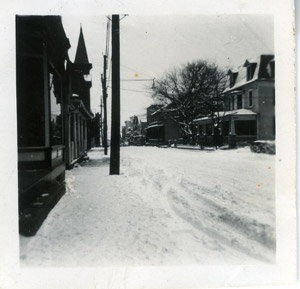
[251,140,276,154]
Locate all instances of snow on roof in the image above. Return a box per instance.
[224,54,274,93]
[150,102,176,116]
[231,109,257,115]
[193,109,256,122]
[146,123,165,129]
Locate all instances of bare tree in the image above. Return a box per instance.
[152,60,227,143]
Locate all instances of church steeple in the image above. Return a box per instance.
[71,24,92,113]
[74,25,90,65]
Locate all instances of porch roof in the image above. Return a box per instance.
[193,109,256,123]
[70,96,94,119]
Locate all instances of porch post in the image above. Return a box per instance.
[229,117,237,148]
[84,119,87,151]
[230,118,236,135]
[74,113,77,158]
[80,117,83,154]
[219,122,223,135]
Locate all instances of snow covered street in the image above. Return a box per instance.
[19,146,275,266]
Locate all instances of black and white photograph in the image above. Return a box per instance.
[0,0,296,288]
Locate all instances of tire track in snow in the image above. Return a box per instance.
[121,148,274,264]
[180,180,276,250]
[166,181,275,263]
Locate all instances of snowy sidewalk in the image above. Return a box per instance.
[20,146,275,266]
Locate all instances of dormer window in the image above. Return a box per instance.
[243,60,257,81]
[227,70,238,88]
[246,66,251,81]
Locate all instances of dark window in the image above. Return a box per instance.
[273,88,275,106]
[206,124,212,135]
[249,91,253,106]
[246,64,256,81]
[17,55,45,147]
[270,61,275,78]
[235,120,256,135]
[231,95,235,110]
[222,121,229,136]
[247,66,251,81]
[237,94,242,109]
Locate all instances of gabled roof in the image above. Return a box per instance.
[224,54,274,93]
[74,26,90,65]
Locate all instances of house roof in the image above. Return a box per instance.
[150,102,176,116]
[224,54,274,93]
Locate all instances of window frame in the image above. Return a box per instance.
[237,94,243,109]
[248,90,253,107]
[49,62,64,147]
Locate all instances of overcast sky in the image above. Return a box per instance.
[62,14,274,127]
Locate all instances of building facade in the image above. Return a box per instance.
[194,54,275,147]
[122,115,147,145]
[16,16,71,235]
[145,104,183,145]
[16,17,97,236]
[66,26,94,168]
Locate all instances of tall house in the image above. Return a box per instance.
[194,54,275,146]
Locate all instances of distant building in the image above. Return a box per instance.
[145,104,183,145]
[194,54,275,147]
[122,115,147,145]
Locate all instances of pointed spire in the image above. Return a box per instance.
[74,25,90,64]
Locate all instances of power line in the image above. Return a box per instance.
[120,63,155,79]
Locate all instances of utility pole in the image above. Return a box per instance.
[110,14,120,175]
[101,55,108,155]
